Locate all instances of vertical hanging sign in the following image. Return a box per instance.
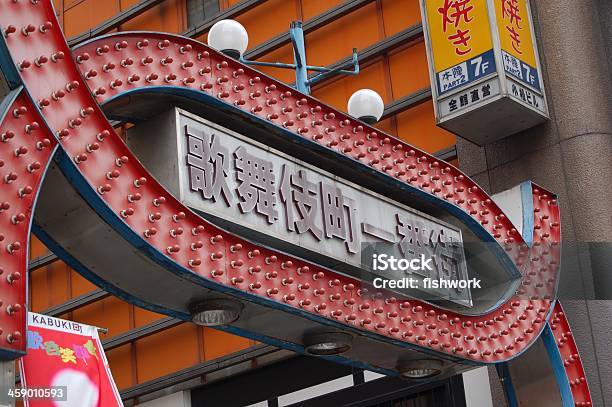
[494,0,543,106]
[18,313,123,407]
[420,0,548,145]
[423,0,497,98]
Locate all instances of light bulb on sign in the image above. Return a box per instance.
[347,89,385,124]
[208,19,249,59]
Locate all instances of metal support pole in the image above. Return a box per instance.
[307,48,360,88]
[0,361,15,407]
[240,21,359,93]
[289,21,310,94]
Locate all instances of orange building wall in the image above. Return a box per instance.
[29,0,456,397]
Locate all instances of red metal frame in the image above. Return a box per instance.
[0,88,57,358]
[0,6,588,399]
[550,302,593,406]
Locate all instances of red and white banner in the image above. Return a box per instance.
[19,312,123,407]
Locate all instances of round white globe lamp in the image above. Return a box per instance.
[208,19,249,59]
[347,89,385,124]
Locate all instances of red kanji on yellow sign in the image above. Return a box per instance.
[437,0,475,55]
[502,0,523,54]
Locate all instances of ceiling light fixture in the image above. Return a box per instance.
[189,298,243,326]
[397,359,444,379]
[304,331,353,355]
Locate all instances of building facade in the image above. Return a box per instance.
[16,0,611,406]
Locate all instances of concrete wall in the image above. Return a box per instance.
[457,0,612,405]
[599,0,612,72]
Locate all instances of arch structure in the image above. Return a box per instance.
[0,1,591,405]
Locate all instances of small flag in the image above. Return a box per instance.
[19,312,123,407]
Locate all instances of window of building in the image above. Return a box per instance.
[187,0,220,28]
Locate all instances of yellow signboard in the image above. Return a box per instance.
[422,0,497,96]
[424,0,494,72]
[494,0,540,90]
[420,0,548,145]
[495,0,536,66]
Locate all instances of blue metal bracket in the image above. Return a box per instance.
[496,362,519,407]
[306,48,359,89]
[240,21,359,94]
[290,21,309,94]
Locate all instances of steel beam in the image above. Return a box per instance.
[306,24,423,84]
[120,344,284,401]
[244,0,376,61]
[433,145,457,162]
[381,88,432,120]
[102,316,182,350]
[68,0,167,46]
[68,0,267,47]
[181,0,267,39]
[27,252,58,272]
[42,289,110,317]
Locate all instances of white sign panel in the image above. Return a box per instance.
[175,111,472,306]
